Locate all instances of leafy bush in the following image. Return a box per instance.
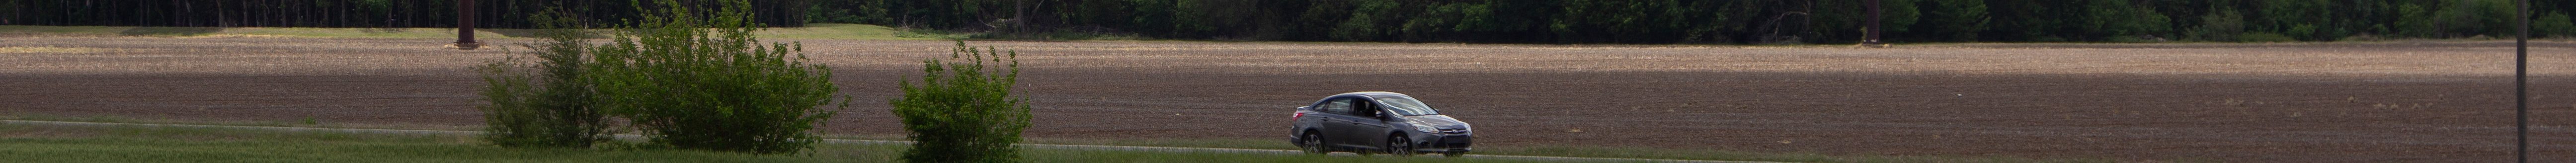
[891,41,1033,163]
[2186,10,2246,42]
[1331,0,1399,41]
[477,8,610,148]
[2538,12,2576,38]
[1914,0,1986,42]
[2080,0,2165,41]
[2392,4,2437,38]
[476,58,545,146]
[2235,32,2299,43]
[586,0,844,155]
[2437,0,2517,38]
[2286,24,2321,41]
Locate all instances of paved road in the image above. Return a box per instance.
[0,120,1787,163]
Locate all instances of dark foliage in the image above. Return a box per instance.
[585,0,844,155]
[821,0,2569,43]
[7,0,2567,43]
[0,0,808,28]
[891,41,1032,163]
[477,7,610,149]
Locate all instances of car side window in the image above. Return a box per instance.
[1323,98,1353,115]
[1351,99,1377,117]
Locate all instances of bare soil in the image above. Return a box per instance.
[4,37,2574,163]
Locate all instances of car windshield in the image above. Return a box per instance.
[1374,96,1440,115]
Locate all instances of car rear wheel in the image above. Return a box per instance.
[1386,135,1415,156]
[1299,132,1327,155]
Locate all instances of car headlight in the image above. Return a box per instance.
[1411,123,1439,133]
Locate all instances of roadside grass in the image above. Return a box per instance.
[0,23,935,40]
[1005,137,2122,163]
[0,115,474,131]
[0,122,1642,163]
[0,124,867,163]
[0,115,2128,163]
[3,115,2142,163]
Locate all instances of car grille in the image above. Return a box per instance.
[1438,128,1470,134]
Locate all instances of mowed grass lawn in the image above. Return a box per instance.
[1009,137,2111,163]
[0,123,1641,163]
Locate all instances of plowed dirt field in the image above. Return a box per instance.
[4,37,2572,163]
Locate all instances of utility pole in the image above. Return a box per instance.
[2513,0,2529,162]
[452,0,481,50]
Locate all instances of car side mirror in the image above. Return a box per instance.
[1376,109,1397,120]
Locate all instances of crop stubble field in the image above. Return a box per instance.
[3,37,2574,163]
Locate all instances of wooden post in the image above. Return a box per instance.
[452,0,481,50]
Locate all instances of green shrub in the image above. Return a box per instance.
[476,57,545,146]
[2436,0,2516,37]
[2394,4,2437,38]
[2537,12,2576,38]
[2235,32,2298,43]
[2186,9,2246,42]
[1915,0,1987,42]
[891,41,1033,163]
[2286,24,2321,41]
[586,0,844,155]
[477,8,610,148]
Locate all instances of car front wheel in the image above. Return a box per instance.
[1386,135,1415,156]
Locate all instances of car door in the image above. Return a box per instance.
[1316,98,1366,147]
[1335,98,1392,147]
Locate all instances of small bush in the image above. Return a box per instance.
[2185,10,2245,42]
[2537,13,2576,38]
[586,0,845,155]
[2435,0,2516,37]
[2394,4,2438,38]
[892,41,1033,163]
[477,8,610,148]
[2340,33,2387,42]
[2234,33,2298,43]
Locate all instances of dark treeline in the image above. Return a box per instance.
[5,0,2573,44]
[0,0,809,28]
[812,0,2576,44]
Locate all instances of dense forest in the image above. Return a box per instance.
[811,0,2576,43]
[0,0,809,28]
[6,0,2575,44]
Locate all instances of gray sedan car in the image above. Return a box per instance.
[1288,91,1472,157]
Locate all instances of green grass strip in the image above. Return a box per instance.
[0,123,1654,163]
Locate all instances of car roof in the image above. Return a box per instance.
[1331,91,1412,99]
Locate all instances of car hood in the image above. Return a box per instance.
[1403,115,1470,129]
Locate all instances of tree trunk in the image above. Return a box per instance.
[456,0,481,49]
